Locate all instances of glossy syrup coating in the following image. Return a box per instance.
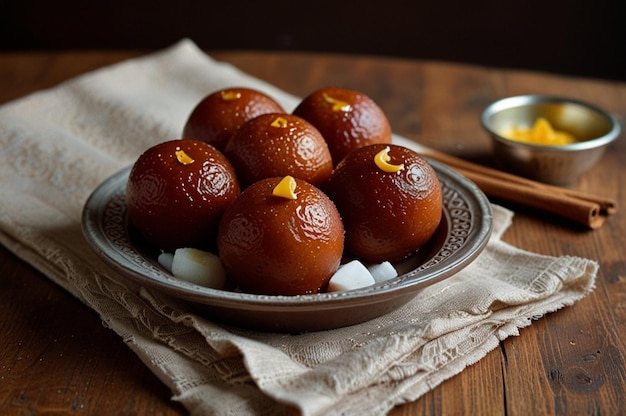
[293,87,392,165]
[224,113,333,188]
[182,87,285,151]
[324,144,443,262]
[126,139,240,251]
[217,177,344,295]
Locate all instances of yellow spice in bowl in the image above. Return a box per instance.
[504,118,577,145]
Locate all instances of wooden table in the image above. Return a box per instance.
[1,50,624,415]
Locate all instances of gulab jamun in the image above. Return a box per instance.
[224,113,333,188]
[324,144,442,262]
[182,87,285,151]
[293,87,392,165]
[217,176,344,295]
[126,139,240,251]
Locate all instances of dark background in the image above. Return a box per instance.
[1,0,624,81]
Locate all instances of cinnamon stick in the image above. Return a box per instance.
[421,149,617,229]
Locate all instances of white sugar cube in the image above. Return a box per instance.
[327,260,376,292]
[157,252,174,272]
[367,261,398,283]
[171,247,226,289]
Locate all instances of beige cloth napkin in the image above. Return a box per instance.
[0,39,598,415]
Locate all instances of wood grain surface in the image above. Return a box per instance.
[0,50,624,415]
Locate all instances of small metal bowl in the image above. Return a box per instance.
[481,95,621,185]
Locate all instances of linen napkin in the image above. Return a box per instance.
[0,39,598,415]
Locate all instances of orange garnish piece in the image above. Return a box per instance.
[270,116,289,128]
[272,176,297,200]
[323,93,351,112]
[374,146,404,173]
[220,90,242,101]
[175,149,195,165]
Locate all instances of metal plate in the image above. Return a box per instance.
[82,159,493,332]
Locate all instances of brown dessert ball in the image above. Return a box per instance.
[182,87,285,151]
[324,144,442,262]
[224,113,333,188]
[293,87,392,165]
[217,176,344,295]
[126,139,240,251]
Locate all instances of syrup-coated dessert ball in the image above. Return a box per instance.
[126,139,240,251]
[293,87,392,165]
[224,113,333,188]
[325,144,442,262]
[217,176,344,295]
[182,87,284,151]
